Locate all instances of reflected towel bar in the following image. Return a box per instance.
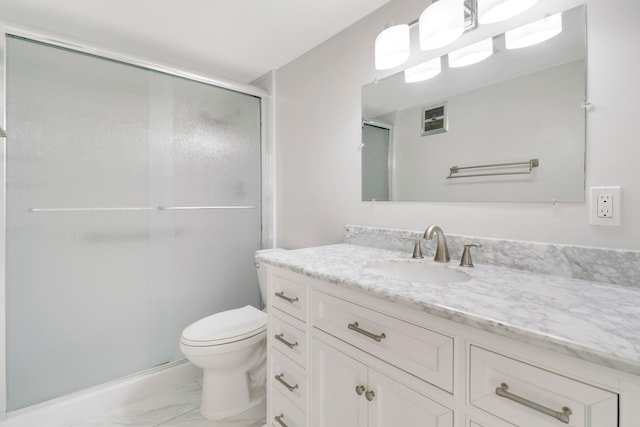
[157,206,256,210]
[28,206,256,213]
[447,159,539,179]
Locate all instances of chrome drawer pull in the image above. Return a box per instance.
[275,291,299,304]
[274,414,288,427]
[275,373,299,392]
[274,333,299,349]
[496,383,572,424]
[348,322,386,342]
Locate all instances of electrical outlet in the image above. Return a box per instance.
[590,186,621,226]
[597,194,612,218]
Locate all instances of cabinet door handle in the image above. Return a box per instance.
[275,291,299,304]
[348,322,386,342]
[496,383,572,424]
[274,414,289,427]
[275,373,299,392]
[365,390,376,401]
[355,385,366,395]
[274,333,299,349]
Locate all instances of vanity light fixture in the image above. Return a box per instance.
[373,0,547,72]
[404,57,442,83]
[419,0,465,50]
[374,0,476,70]
[448,37,494,67]
[478,0,539,24]
[505,13,562,49]
[375,24,411,70]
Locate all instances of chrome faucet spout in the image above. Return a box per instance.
[424,225,450,263]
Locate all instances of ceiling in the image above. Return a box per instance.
[0,0,391,83]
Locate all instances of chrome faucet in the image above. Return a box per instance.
[423,225,450,262]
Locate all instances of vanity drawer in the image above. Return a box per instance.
[271,351,308,411]
[271,389,306,427]
[469,346,618,427]
[271,270,308,322]
[312,290,454,392]
[272,312,307,368]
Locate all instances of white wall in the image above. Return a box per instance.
[273,0,640,250]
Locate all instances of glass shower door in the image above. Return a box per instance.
[5,36,261,410]
[146,65,262,365]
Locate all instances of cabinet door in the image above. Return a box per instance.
[368,369,453,427]
[312,338,368,427]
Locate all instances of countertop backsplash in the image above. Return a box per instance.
[344,225,640,289]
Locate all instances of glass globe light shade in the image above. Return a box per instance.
[448,38,494,67]
[419,0,465,50]
[478,0,539,24]
[506,13,562,49]
[404,57,442,83]
[375,24,410,70]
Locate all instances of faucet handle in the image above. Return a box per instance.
[460,244,482,267]
[403,237,424,259]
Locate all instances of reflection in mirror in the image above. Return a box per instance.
[362,3,586,203]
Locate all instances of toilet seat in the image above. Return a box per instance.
[181,305,267,347]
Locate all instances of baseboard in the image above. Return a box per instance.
[0,360,200,427]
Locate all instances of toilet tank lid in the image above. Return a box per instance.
[182,305,267,342]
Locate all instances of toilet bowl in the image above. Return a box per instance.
[180,305,267,420]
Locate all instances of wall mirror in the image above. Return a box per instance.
[362,2,587,202]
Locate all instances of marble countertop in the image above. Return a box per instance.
[256,243,640,376]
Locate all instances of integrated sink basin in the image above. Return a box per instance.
[364,261,471,285]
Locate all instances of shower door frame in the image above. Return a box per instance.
[0,25,275,419]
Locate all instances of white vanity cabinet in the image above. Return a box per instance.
[312,337,453,427]
[263,265,639,427]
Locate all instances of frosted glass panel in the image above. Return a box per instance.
[146,72,262,364]
[6,36,261,410]
[362,123,390,201]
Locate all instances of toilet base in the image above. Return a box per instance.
[200,380,266,421]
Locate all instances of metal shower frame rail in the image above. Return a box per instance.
[27,206,257,213]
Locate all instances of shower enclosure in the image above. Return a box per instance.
[3,35,264,411]
[362,121,392,201]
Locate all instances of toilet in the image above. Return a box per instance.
[179,261,271,420]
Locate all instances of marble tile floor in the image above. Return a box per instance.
[72,382,266,427]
